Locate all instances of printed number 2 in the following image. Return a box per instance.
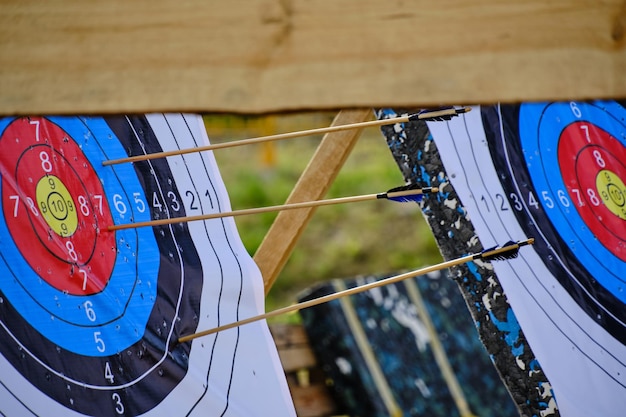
[480,193,511,212]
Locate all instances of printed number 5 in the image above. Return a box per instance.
[94,331,105,353]
[542,191,554,209]
[133,192,146,212]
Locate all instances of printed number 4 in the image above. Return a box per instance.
[105,362,114,383]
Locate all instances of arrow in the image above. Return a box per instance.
[177,238,534,343]
[102,107,471,166]
[108,184,437,231]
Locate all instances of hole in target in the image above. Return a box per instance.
[0,117,116,295]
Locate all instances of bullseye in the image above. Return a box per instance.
[36,174,78,236]
[597,170,626,220]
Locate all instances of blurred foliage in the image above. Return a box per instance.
[203,112,442,315]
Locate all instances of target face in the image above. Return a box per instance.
[0,114,295,416]
[0,114,297,417]
[0,115,198,415]
[426,101,626,416]
[486,101,626,342]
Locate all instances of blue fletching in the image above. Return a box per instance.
[378,184,431,203]
[388,193,423,203]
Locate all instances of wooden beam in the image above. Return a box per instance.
[254,108,372,293]
[1,0,625,116]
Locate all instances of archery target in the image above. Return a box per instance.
[486,102,626,342]
[427,101,626,417]
[0,114,295,416]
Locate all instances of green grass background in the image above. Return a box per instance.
[203,112,442,316]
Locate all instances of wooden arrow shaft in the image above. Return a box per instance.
[177,238,533,343]
[102,114,407,165]
[178,252,476,342]
[108,187,434,231]
[102,107,470,166]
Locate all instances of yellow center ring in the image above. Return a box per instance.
[596,169,626,220]
[36,175,78,237]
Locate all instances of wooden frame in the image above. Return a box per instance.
[1,0,624,116]
[3,3,624,415]
[5,0,622,289]
[254,109,373,292]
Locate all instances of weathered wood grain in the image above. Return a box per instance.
[270,323,339,417]
[1,0,624,115]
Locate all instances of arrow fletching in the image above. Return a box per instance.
[177,237,535,342]
[377,184,437,203]
[476,238,535,262]
[409,106,471,122]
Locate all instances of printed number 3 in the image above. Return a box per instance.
[112,392,124,414]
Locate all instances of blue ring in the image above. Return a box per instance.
[519,101,626,303]
[0,117,159,356]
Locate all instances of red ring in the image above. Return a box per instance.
[559,122,626,261]
[0,117,116,295]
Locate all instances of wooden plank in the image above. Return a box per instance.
[1,0,625,115]
[276,346,318,373]
[288,383,338,417]
[254,109,372,293]
[271,324,338,417]
[270,322,312,348]
[271,323,318,372]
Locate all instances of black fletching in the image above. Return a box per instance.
[477,240,529,262]
[408,107,469,122]
[420,107,455,121]
[378,184,433,203]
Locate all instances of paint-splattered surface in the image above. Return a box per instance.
[299,271,518,417]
